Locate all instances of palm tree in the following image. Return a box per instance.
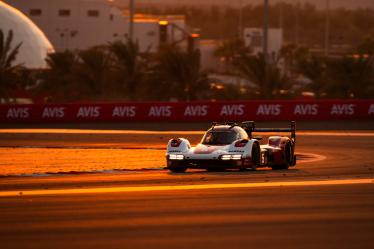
[279,44,309,77]
[296,56,327,98]
[357,37,374,55]
[156,45,211,101]
[214,38,251,72]
[325,55,374,98]
[75,46,113,100]
[233,53,290,99]
[109,39,148,100]
[0,29,23,101]
[37,50,80,102]
[297,55,374,99]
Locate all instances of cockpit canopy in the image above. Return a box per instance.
[201,125,248,145]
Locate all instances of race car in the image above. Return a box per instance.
[166,121,296,173]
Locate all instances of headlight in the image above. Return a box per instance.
[232,154,242,160]
[221,154,242,160]
[169,154,184,160]
[221,155,231,160]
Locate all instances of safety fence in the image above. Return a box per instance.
[0,100,373,123]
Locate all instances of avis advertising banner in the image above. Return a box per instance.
[0,100,373,123]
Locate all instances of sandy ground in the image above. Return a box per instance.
[0,128,374,249]
[0,130,373,184]
[0,130,373,176]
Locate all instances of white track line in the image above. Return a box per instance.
[1,178,372,197]
[296,152,327,164]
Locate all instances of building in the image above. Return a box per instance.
[244,28,283,56]
[5,0,129,51]
[5,0,189,53]
[133,14,188,53]
[0,1,54,68]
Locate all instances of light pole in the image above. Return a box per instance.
[129,0,134,41]
[295,1,300,46]
[279,2,283,30]
[324,0,330,57]
[263,0,269,96]
[263,0,269,60]
[238,0,243,39]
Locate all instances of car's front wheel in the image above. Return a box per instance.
[167,161,187,173]
[250,143,260,171]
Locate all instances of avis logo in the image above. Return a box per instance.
[112,106,136,117]
[6,108,30,119]
[148,106,172,117]
[256,104,281,116]
[77,106,101,118]
[220,105,244,116]
[330,104,355,115]
[42,107,65,118]
[184,105,208,116]
[368,104,374,115]
[294,104,318,115]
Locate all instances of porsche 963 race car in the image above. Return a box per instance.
[166,121,296,173]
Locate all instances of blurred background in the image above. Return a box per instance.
[0,0,373,104]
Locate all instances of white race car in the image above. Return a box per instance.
[166,121,296,172]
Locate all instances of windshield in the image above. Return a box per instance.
[202,131,238,145]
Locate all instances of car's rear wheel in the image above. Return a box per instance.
[271,142,292,170]
[285,142,293,165]
[291,155,297,166]
[272,164,288,170]
[167,161,187,173]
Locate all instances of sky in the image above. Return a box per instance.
[118,0,374,9]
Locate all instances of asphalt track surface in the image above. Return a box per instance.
[1,128,374,249]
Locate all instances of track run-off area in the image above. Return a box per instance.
[0,129,373,176]
[0,128,374,249]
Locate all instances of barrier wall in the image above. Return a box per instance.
[0,100,373,123]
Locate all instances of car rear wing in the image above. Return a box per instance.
[211,121,238,127]
[241,121,296,144]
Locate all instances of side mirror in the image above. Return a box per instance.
[253,136,263,141]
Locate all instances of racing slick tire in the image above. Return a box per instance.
[271,142,292,170]
[291,155,297,166]
[167,161,187,173]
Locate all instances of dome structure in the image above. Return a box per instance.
[0,1,54,69]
